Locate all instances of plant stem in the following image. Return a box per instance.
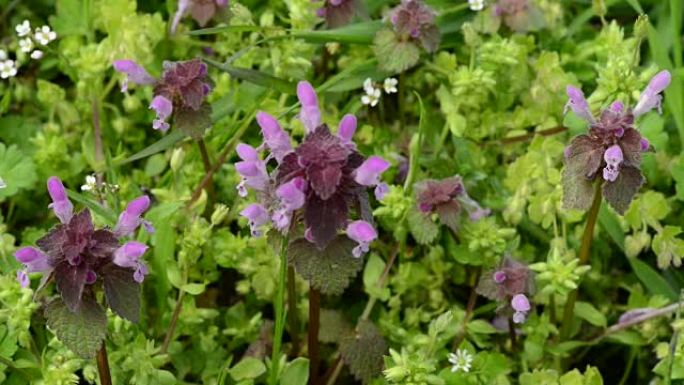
[96,343,113,385]
[287,266,301,355]
[196,139,216,212]
[398,71,405,131]
[269,234,291,385]
[560,182,602,340]
[308,287,321,385]
[452,267,482,349]
[161,289,186,354]
[508,316,517,352]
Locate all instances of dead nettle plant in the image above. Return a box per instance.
[235,81,391,384]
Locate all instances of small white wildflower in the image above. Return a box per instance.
[448,349,473,373]
[34,26,57,46]
[0,177,6,189]
[383,77,398,94]
[19,38,34,53]
[361,87,381,107]
[0,50,7,60]
[15,20,31,37]
[468,0,485,11]
[363,78,375,94]
[81,175,97,192]
[0,60,18,79]
[30,50,44,60]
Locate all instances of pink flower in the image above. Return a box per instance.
[47,176,73,224]
[297,81,322,133]
[257,111,292,163]
[633,70,671,117]
[150,95,173,132]
[113,60,156,92]
[602,144,623,182]
[564,85,594,123]
[114,196,153,237]
[346,220,377,258]
[511,294,531,323]
[113,241,149,283]
[14,247,53,288]
[240,203,270,237]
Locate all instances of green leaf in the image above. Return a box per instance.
[288,236,363,295]
[0,143,37,201]
[66,190,118,225]
[204,58,296,95]
[229,357,266,381]
[182,283,207,296]
[574,301,607,328]
[605,330,647,346]
[466,319,499,334]
[597,205,624,251]
[289,21,383,45]
[280,358,309,385]
[373,29,421,73]
[45,295,107,359]
[175,104,212,140]
[319,309,352,343]
[120,130,186,165]
[627,258,678,301]
[50,0,91,37]
[101,264,141,323]
[363,254,390,301]
[602,167,644,215]
[340,321,387,384]
[652,226,684,269]
[407,208,439,245]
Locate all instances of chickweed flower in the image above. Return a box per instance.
[383,77,398,94]
[0,50,6,60]
[34,25,57,45]
[448,349,473,373]
[30,50,43,60]
[81,175,97,192]
[362,78,382,107]
[18,38,33,53]
[469,0,485,11]
[0,60,17,79]
[15,20,31,37]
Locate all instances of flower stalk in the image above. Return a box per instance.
[269,233,290,385]
[308,287,321,385]
[287,265,301,354]
[96,343,112,385]
[560,182,602,340]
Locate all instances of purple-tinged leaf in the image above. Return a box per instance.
[619,128,644,167]
[436,200,460,231]
[54,261,89,312]
[307,164,343,200]
[101,264,141,323]
[304,192,348,249]
[190,0,217,27]
[603,166,644,215]
[175,103,212,139]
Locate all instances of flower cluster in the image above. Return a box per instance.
[0,20,56,79]
[81,174,120,194]
[361,77,398,107]
[414,175,490,231]
[171,0,229,34]
[477,257,534,323]
[14,177,153,313]
[113,58,213,137]
[315,0,356,28]
[389,0,440,53]
[236,81,390,257]
[562,70,671,214]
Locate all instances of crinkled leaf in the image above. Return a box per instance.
[339,321,387,384]
[304,193,349,250]
[54,261,89,312]
[288,236,362,295]
[436,201,460,232]
[0,143,37,201]
[419,24,441,53]
[619,128,644,167]
[175,103,212,139]
[602,166,644,215]
[45,295,107,358]
[363,254,390,301]
[562,135,603,211]
[407,208,439,244]
[373,29,420,73]
[319,309,352,343]
[562,166,595,212]
[102,264,141,323]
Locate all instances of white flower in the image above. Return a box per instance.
[468,0,485,11]
[383,77,398,94]
[30,50,44,60]
[0,60,18,79]
[19,38,34,53]
[0,50,7,60]
[34,26,57,45]
[363,78,375,94]
[362,87,381,107]
[15,20,31,37]
[81,174,97,192]
[448,349,473,373]
[0,177,6,189]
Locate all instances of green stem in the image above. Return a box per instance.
[398,71,406,131]
[269,234,291,385]
[308,287,321,385]
[287,266,301,355]
[452,267,481,350]
[560,182,602,340]
[196,139,216,213]
[161,288,186,354]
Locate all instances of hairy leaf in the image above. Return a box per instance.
[407,208,439,244]
[288,236,362,295]
[102,264,141,323]
[602,166,644,215]
[319,309,352,343]
[175,103,212,139]
[45,295,107,358]
[340,321,387,384]
[373,29,421,73]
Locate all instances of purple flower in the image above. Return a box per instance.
[511,294,531,323]
[14,247,53,288]
[114,196,152,237]
[562,72,671,214]
[297,81,322,133]
[354,156,390,186]
[602,144,623,182]
[338,114,357,145]
[493,270,506,283]
[346,220,377,258]
[113,58,212,135]
[476,257,534,306]
[618,307,656,324]
[633,70,671,117]
[150,95,173,132]
[113,241,149,283]
[389,0,440,52]
[315,0,356,28]
[172,0,229,34]
[272,177,307,231]
[112,60,155,92]
[564,85,594,123]
[415,176,489,231]
[257,112,292,163]
[240,203,269,237]
[235,143,269,196]
[47,176,73,224]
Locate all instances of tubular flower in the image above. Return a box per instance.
[112,58,212,137]
[235,81,389,257]
[477,257,535,324]
[562,70,671,214]
[14,177,152,313]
